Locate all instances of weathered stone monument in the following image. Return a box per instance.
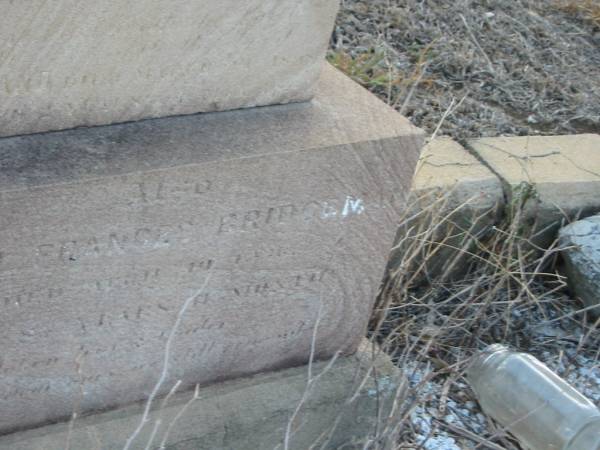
[0,2,422,448]
[0,0,339,137]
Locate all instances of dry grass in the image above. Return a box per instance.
[327,46,436,110]
[328,12,600,445]
[327,50,401,90]
[333,0,600,139]
[353,189,600,448]
[558,0,600,27]
[272,187,599,449]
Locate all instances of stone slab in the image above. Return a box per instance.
[559,215,600,319]
[0,341,405,450]
[0,65,423,434]
[468,134,600,243]
[0,0,339,137]
[413,137,504,210]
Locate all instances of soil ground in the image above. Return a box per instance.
[331,0,600,141]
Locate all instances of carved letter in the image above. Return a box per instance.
[218,213,238,234]
[109,233,128,253]
[243,210,261,230]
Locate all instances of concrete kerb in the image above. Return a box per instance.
[389,134,600,284]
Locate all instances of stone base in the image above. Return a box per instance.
[0,64,422,432]
[0,342,405,450]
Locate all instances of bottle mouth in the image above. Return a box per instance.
[564,416,600,450]
[466,344,510,388]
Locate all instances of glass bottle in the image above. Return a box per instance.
[467,344,600,450]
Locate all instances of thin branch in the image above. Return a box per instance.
[122,274,212,450]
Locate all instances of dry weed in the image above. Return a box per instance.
[557,0,600,27]
[327,45,436,108]
[334,0,600,138]
[361,189,600,449]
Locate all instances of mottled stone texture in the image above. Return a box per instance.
[559,215,600,319]
[0,0,339,137]
[0,65,423,433]
[0,341,406,450]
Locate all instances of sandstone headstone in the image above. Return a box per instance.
[0,65,423,434]
[559,215,600,319]
[0,341,406,450]
[0,0,339,137]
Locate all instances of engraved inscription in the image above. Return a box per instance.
[1,266,334,376]
[19,195,363,267]
[1,63,207,97]
[136,178,212,204]
[218,196,365,234]
[34,220,197,263]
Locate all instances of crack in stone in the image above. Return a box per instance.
[560,153,600,179]
[421,161,479,168]
[472,141,600,186]
[473,141,562,161]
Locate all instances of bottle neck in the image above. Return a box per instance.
[467,344,510,387]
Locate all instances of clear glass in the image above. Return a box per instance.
[467,344,600,450]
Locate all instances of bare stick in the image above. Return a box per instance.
[158,384,201,450]
[144,380,182,450]
[283,299,323,450]
[122,274,212,450]
[430,98,455,142]
[281,297,342,450]
[459,14,495,74]
[65,353,85,450]
[398,62,429,116]
[143,420,161,450]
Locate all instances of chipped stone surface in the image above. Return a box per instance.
[0,341,405,450]
[559,215,600,318]
[413,137,504,210]
[0,0,339,137]
[0,65,423,433]
[469,134,600,244]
